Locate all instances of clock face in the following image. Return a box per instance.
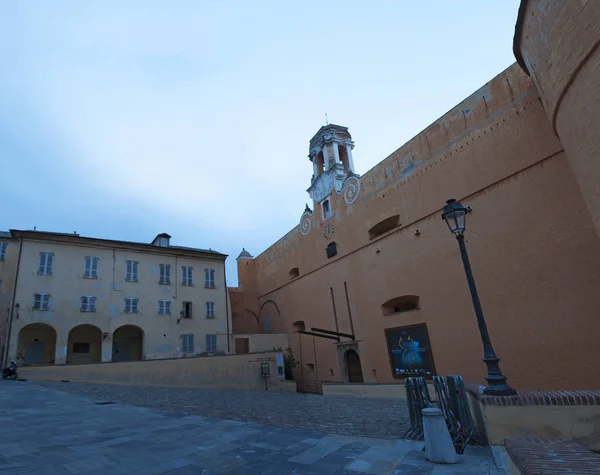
[324,222,335,241]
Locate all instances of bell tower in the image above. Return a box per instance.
[306,124,356,208]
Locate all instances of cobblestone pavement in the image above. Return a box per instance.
[0,381,505,474]
[33,381,411,440]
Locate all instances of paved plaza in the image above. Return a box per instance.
[0,381,504,474]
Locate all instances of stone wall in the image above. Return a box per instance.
[18,351,294,391]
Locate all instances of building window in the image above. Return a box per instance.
[72,342,90,354]
[204,268,215,288]
[381,295,420,316]
[0,242,6,261]
[83,256,99,279]
[206,302,215,318]
[159,264,171,285]
[33,293,51,311]
[38,252,54,275]
[159,237,169,247]
[206,334,217,353]
[182,301,193,319]
[368,215,400,240]
[126,260,139,282]
[326,242,338,258]
[182,266,193,286]
[80,295,97,312]
[322,199,331,219]
[124,297,139,313]
[181,334,194,353]
[158,300,171,315]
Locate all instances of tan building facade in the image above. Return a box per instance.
[230,0,600,393]
[1,230,230,367]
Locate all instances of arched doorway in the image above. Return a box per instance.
[345,349,364,383]
[17,323,57,364]
[112,325,144,362]
[67,324,102,364]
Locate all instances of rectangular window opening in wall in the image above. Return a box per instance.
[38,252,54,275]
[322,199,331,219]
[206,301,215,318]
[124,297,139,313]
[368,215,400,240]
[84,256,99,279]
[204,268,215,288]
[0,242,7,261]
[159,264,171,285]
[158,300,171,315]
[183,301,193,319]
[73,342,90,354]
[126,260,139,282]
[182,266,193,286]
[80,296,97,312]
[181,334,194,353]
[33,293,51,311]
[235,338,249,354]
[307,363,315,372]
[206,334,217,353]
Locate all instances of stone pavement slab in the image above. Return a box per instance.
[0,381,505,474]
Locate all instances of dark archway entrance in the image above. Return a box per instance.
[345,349,364,383]
[67,324,102,364]
[17,323,57,364]
[112,325,144,362]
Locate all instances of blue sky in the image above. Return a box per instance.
[0,1,520,285]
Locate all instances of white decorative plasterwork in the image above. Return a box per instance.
[308,172,333,203]
[299,209,313,236]
[342,175,361,205]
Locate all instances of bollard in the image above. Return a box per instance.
[422,407,459,464]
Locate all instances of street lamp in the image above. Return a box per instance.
[442,199,516,396]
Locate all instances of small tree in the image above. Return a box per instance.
[283,347,297,380]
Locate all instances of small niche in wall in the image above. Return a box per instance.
[368,215,400,240]
[307,363,315,372]
[289,267,300,280]
[382,295,420,316]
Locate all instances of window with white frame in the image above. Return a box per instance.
[124,297,139,313]
[204,268,215,288]
[159,237,169,247]
[158,299,171,315]
[159,264,171,285]
[126,260,139,282]
[181,334,194,353]
[33,293,51,310]
[206,334,217,353]
[0,242,7,261]
[322,199,331,219]
[83,256,99,279]
[80,295,97,312]
[182,266,193,286]
[38,252,54,275]
[206,301,215,318]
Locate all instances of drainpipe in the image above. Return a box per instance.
[3,235,24,367]
[223,260,230,353]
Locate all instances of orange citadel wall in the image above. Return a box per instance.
[235,62,600,391]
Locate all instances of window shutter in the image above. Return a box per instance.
[166,301,171,314]
[133,298,139,312]
[47,253,54,274]
[81,296,87,311]
[43,294,51,310]
[92,257,98,278]
[90,296,97,311]
[38,254,45,274]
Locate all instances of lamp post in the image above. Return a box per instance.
[441,199,516,396]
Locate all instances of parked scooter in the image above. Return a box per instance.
[2,361,17,380]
